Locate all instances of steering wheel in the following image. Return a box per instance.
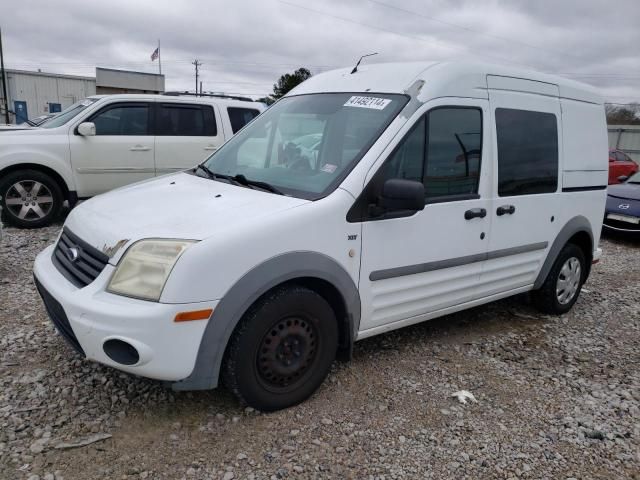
[283,142,312,171]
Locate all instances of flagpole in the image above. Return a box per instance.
[158,39,161,75]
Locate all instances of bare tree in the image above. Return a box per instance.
[606,103,640,125]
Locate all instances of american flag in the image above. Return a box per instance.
[151,47,159,61]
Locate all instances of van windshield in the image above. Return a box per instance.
[202,93,407,199]
[40,98,99,128]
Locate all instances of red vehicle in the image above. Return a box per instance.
[609,149,638,184]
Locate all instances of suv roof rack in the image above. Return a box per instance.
[162,91,254,102]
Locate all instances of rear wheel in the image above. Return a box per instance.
[222,285,338,411]
[532,243,586,315]
[0,169,63,228]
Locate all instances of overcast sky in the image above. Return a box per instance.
[4,0,639,103]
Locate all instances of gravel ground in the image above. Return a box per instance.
[1,218,639,480]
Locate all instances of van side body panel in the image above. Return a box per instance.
[560,98,609,188]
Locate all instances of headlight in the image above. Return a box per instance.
[107,239,195,301]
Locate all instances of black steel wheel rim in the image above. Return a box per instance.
[256,315,319,390]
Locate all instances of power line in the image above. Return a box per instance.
[367,0,582,62]
[277,1,640,78]
[6,58,640,80]
[7,59,340,70]
[277,0,535,70]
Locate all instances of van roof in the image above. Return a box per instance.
[289,61,602,104]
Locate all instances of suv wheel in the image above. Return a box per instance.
[532,243,586,315]
[0,170,63,228]
[223,285,338,411]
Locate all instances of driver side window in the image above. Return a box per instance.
[380,106,483,199]
[89,103,150,136]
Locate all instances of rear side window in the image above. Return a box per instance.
[91,103,150,135]
[156,104,217,136]
[496,108,558,196]
[227,107,260,133]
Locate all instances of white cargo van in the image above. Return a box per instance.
[0,93,264,227]
[33,62,608,411]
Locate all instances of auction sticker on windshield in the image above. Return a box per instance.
[344,96,391,110]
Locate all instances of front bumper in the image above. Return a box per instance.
[33,245,218,382]
[602,221,640,233]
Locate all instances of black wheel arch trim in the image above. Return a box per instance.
[533,215,594,289]
[170,251,361,391]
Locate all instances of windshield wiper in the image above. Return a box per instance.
[195,166,283,195]
[196,165,243,185]
[232,174,285,195]
[195,163,216,179]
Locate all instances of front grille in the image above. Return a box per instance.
[52,228,109,288]
[34,276,85,356]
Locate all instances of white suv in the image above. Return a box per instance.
[34,62,608,411]
[0,94,264,227]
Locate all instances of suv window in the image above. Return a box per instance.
[382,107,482,198]
[228,107,260,134]
[496,108,558,196]
[156,104,217,136]
[90,103,150,135]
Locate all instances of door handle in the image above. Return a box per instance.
[129,145,151,151]
[496,205,516,216]
[464,208,487,220]
[204,145,218,151]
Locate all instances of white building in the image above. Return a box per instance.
[1,67,164,124]
[608,124,640,163]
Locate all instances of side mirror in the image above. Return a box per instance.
[77,122,96,136]
[617,175,629,183]
[376,179,425,215]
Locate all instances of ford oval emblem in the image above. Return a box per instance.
[618,204,630,210]
[65,247,79,262]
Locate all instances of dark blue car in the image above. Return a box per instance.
[603,171,640,233]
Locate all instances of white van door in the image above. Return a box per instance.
[69,101,155,197]
[480,77,562,296]
[357,100,492,334]
[153,102,224,175]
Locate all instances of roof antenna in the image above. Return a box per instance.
[351,52,378,74]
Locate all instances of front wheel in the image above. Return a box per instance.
[222,285,338,411]
[532,243,586,315]
[0,169,63,228]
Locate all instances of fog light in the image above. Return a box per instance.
[103,339,140,366]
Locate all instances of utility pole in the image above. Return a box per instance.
[192,60,202,96]
[0,28,10,124]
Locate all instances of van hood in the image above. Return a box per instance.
[64,172,309,264]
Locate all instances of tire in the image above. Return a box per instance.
[532,243,586,315]
[0,169,63,228]
[222,285,338,411]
